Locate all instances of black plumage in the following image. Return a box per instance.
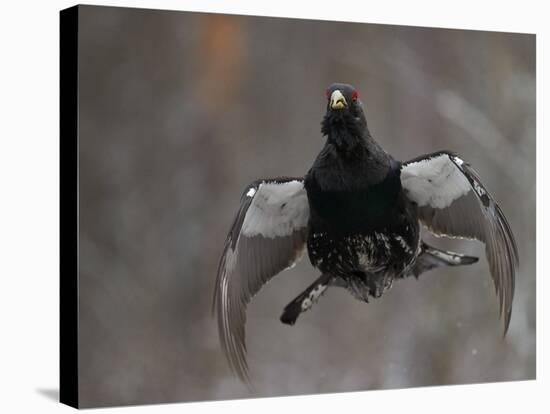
[213,83,519,383]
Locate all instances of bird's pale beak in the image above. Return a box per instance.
[330,90,347,110]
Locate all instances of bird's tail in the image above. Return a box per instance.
[410,242,478,278]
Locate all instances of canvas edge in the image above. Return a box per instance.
[60,4,79,409]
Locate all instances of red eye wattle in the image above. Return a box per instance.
[325,89,330,98]
[352,90,359,101]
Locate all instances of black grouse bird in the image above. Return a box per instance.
[213,83,518,383]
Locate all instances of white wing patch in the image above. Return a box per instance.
[401,153,471,208]
[241,180,309,238]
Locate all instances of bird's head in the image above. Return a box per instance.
[321,83,369,149]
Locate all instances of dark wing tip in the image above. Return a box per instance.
[213,178,309,384]
[496,202,519,337]
[464,163,519,337]
[442,159,518,336]
[212,239,229,317]
[404,153,519,336]
[502,308,513,337]
[212,184,257,383]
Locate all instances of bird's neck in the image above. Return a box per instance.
[321,111,369,154]
[319,113,394,186]
[322,120,389,169]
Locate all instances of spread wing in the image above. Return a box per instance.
[213,177,309,382]
[401,151,519,333]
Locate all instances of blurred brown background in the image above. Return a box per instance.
[77,5,535,408]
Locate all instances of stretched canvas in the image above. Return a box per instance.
[60,4,536,408]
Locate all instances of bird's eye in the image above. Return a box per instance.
[352,90,359,101]
[325,89,330,99]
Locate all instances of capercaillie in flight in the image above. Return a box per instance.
[213,83,518,383]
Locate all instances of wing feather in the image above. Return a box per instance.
[213,178,309,382]
[401,152,519,333]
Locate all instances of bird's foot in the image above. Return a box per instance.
[280,273,331,325]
